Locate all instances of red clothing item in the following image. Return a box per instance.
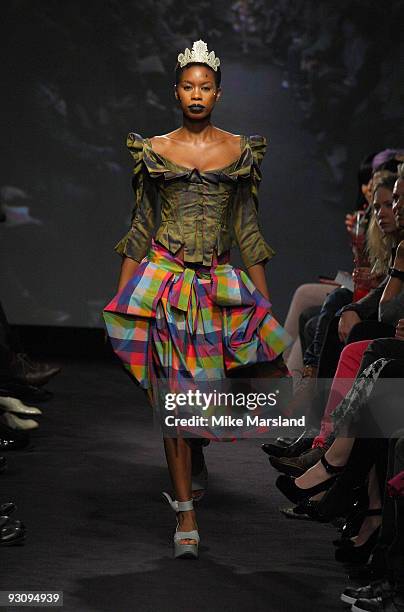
[313,340,372,447]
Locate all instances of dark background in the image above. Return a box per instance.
[1,0,403,327]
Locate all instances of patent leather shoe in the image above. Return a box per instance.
[0,502,16,516]
[261,428,316,459]
[335,526,380,564]
[0,524,25,545]
[275,454,345,503]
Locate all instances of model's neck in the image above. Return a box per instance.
[180,116,213,141]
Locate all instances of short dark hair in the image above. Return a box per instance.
[358,152,376,187]
[174,62,221,87]
[374,158,402,175]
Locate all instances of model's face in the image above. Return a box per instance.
[373,186,396,234]
[393,178,404,230]
[175,65,221,119]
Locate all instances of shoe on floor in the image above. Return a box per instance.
[10,353,61,387]
[0,413,39,431]
[261,427,317,459]
[0,396,42,415]
[340,580,392,605]
[0,502,16,516]
[0,522,25,546]
[279,502,315,521]
[269,446,325,477]
[351,592,404,611]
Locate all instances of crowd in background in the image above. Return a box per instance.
[264,152,404,612]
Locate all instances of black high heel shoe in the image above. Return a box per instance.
[334,523,381,564]
[333,507,380,547]
[275,454,345,504]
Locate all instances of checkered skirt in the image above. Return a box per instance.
[103,240,291,408]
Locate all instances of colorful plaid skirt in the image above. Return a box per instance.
[103,240,291,412]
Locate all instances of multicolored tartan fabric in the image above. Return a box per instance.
[103,240,291,407]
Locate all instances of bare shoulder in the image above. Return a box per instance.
[149,130,182,153]
[212,127,241,144]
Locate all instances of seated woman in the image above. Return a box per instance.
[265,171,400,464]
[275,166,404,567]
[312,172,401,447]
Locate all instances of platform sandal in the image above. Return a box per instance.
[162,492,200,559]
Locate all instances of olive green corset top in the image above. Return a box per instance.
[114,132,275,269]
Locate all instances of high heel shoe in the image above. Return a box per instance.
[334,524,381,564]
[275,454,345,504]
[333,508,380,547]
[162,492,199,560]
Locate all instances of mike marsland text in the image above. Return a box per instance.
[164,415,306,427]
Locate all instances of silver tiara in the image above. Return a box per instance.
[177,39,220,72]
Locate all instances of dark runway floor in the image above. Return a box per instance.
[1,360,349,612]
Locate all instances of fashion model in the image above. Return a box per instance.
[103,40,290,559]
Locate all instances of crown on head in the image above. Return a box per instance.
[177,39,220,72]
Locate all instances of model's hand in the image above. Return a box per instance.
[338,310,361,343]
[396,319,404,341]
[247,263,270,301]
[118,256,140,292]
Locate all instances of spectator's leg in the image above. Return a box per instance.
[304,287,353,369]
[283,283,334,360]
[300,310,320,354]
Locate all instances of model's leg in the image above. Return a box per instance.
[189,438,208,500]
[164,437,197,543]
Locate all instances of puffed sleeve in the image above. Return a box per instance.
[231,135,275,269]
[114,132,158,262]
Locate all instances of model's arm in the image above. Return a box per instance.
[247,263,270,302]
[114,133,158,291]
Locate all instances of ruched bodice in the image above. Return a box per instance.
[114,132,275,268]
